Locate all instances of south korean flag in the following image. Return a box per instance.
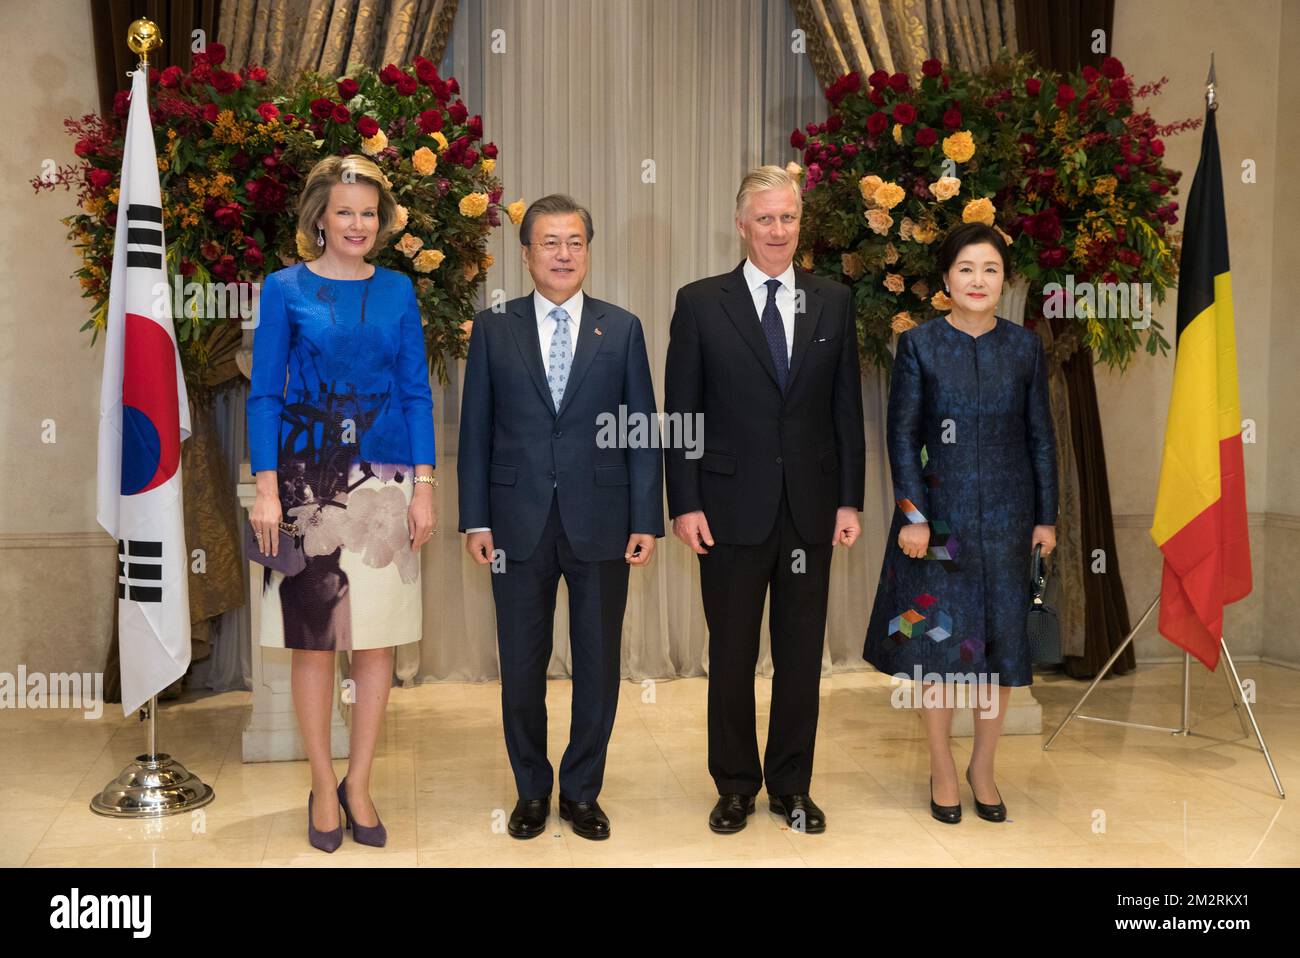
[95,66,192,715]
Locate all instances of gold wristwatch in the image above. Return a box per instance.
[414,474,439,489]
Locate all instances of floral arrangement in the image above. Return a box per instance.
[33,42,520,389]
[791,53,1196,371]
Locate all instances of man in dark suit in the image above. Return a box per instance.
[664,165,866,834]
[458,195,663,841]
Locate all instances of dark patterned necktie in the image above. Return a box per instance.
[761,278,789,390]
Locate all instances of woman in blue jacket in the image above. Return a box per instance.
[863,223,1057,825]
[247,155,436,851]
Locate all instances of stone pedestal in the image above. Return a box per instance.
[238,462,350,762]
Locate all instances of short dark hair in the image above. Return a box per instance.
[936,222,1011,278]
[519,194,594,246]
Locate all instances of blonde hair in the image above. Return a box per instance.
[296,155,398,259]
[735,164,802,218]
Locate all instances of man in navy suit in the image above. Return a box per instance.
[458,195,663,841]
[664,166,866,834]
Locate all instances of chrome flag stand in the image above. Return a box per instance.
[1042,594,1284,799]
[91,695,214,818]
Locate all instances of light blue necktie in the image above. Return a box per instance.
[547,306,572,411]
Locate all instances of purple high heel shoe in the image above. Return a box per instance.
[338,776,387,847]
[307,790,343,852]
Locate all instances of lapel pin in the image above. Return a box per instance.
[594,327,602,336]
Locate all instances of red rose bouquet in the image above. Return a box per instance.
[33,43,517,388]
[792,52,1197,371]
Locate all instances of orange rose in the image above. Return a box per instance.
[962,197,996,226]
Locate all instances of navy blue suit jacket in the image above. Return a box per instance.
[457,293,664,562]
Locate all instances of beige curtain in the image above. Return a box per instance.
[218,0,458,79]
[790,0,1017,87]
[405,0,895,684]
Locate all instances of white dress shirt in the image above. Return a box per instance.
[465,289,586,533]
[743,257,796,361]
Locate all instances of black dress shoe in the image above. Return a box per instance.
[768,793,826,833]
[929,776,962,824]
[965,767,1007,822]
[708,793,756,833]
[558,796,610,841]
[507,795,550,839]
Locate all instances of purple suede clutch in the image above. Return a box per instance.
[244,519,306,576]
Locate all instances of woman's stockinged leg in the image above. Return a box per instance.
[292,649,341,831]
[919,680,958,805]
[969,682,1012,804]
[344,645,395,827]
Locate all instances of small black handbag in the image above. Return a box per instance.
[1027,542,1062,666]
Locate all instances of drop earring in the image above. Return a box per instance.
[317,227,325,248]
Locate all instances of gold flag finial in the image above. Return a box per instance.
[127,18,163,68]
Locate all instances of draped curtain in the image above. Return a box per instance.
[218,0,458,82]
[789,0,1018,86]
[412,0,894,684]
[98,0,1104,691]
[207,0,1032,685]
[1015,0,1136,680]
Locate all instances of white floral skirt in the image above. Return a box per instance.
[258,461,422,651]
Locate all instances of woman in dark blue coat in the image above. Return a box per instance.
[863,223,1057,824]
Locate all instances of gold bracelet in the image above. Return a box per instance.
[413,474,439,489]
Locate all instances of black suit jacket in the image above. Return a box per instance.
[663,261,866,545]
[457,293,664,563]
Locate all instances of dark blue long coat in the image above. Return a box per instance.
[863,316,1058,687]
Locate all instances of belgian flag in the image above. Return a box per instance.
[1148,106,1252,670]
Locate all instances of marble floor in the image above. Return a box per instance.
[3,662,1299,867]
